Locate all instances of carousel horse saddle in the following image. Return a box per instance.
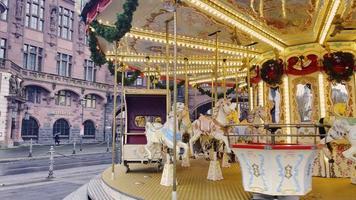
[147,122,163,131]
[196,115,214,133]
[162,128,182,142]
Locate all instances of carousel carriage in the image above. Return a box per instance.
[122,88,167,172]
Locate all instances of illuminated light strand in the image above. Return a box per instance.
[282,76,291,142]
[318,73,326,118]
[258,81,264,106]
[201,0,282,41]
[189,72,247,85]
[125,28,259,57]
[318,0,341,44]
[186,0,285,50]
[249,87,254,110]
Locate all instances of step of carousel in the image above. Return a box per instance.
[87,176,116,200]
[87,158,355,200]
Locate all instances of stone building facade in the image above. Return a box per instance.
[0,0,220,148]
[0,0,116,148]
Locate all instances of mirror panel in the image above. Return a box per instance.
[268,87,281,123]
[296,83,313,122]
[331,83,348,104]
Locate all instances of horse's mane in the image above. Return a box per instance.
[212,100,223,118]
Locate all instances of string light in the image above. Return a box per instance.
[318,0,341,44]
[318,73,326,118]
[126,28,260,57]
[185,0,285,50]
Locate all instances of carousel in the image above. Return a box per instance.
[80,0,356,199]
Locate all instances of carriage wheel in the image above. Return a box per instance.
[123,161,130,173]
[157,159,164,171]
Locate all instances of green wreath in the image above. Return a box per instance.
[196,84,236,99]
[107,61,141,86]
[90,0,138,43]
[86,0,139,85]
[261,59,284,86]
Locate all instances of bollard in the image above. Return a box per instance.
[106,137,109,152]
[48,146,54,179]
[80,137,83,152]
[72,141,76,155]
[28,138,33,157]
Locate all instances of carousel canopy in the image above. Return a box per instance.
[81,0,356,83]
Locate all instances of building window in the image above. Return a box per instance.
[56,53,72,77]
[25,0,45,31]
[55,90,71,106]
[23,44,43,71]
[84,34,89,45]
[0,38,6,59]
[136,76,143,86]
[21,116,39,139]
[84,60,96,82]
[53,118,70,136]
[57,7,74,40]
[84,94,96,108]
[0,0,8,21]
[26,86,41,104]
[83,120,95,137]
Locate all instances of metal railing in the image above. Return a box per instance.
[226,123,329,145]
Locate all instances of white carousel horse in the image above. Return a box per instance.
[145,102,190,164]
[320,117,356,162]
[244,106,268,143]
[189,98,237,157]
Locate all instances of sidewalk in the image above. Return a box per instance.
[0,143,110,162]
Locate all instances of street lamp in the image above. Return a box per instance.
[0,1,7,14]
[80,98,87,151]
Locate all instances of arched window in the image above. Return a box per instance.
[53,118,70,137]
[21,117,39,139]
[83,120,95,137]
[84,94,96,108]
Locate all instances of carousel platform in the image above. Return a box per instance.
[87,158,355,200]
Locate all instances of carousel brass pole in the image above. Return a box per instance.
[223,58,227,100]
[213,32,220,104]
[146,56,150,89]
[235,70,239,111]
[208,30,220,109]
[172,5,178,200]
[211,78,214,111]
[119,59,125,165]
[165,18,172,115]
[184,58,189,105]
[147,66,150,89]
[111,41,119,179]
[246,60,252,111]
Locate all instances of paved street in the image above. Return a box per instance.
[0,164,109,200]
[0,143,114,200]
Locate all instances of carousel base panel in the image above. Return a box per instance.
[95,159,355,200]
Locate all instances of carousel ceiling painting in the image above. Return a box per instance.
[82,0,356,82]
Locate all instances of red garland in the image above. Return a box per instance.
[286,54,321,75]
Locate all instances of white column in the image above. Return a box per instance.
[283,76,291,142]
[318,73,326,118]
[0,72,11,146]
[258,81,264,106]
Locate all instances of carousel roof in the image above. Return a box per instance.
[81,0,356,83]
